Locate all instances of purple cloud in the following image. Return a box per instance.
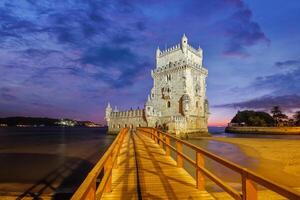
[215,94,300,112]
[275,59,300,67]
[221,6,270,57]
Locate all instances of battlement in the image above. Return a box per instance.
[109,108,145,118]
[158,43,181,57]
[157,43,201,57]
[156,34,203,69]
[151,59,207,77]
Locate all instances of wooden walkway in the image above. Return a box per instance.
[72,128,300,200]
[101,131,214,200]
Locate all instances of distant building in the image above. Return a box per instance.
[56,119,77,127]
[83,121,102,127]
[105,35,209,136]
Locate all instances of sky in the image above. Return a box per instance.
[0,0,300,126]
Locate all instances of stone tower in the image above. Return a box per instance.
[145,34,209,136]
[105,34,209,136]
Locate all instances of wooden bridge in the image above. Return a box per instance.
[71,128,300,200]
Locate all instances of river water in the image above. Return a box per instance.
[0,127,115,199]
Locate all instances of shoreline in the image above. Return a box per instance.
[199,136,300,187]
[225,126,300,135]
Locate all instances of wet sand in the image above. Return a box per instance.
[187,136,300,199]
[205,137,300,186]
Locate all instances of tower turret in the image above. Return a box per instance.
[105,103,112,123]
[156,47,161,58]
[181,34,188,54]
[156,47,161,67]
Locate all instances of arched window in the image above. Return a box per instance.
[196,101,199,108]
[118,124,121,128]
[125,124,127,128]
[167,101,171,108]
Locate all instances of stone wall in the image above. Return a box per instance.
[107,109,147,133]
[225,126,300,134]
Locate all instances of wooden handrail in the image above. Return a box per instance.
[71,128,128,200]
[137,127,300,200]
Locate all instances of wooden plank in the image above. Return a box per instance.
[101,133,138,200]
[134,133,215,200]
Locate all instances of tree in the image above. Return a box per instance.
[293,111,300,126]
[270,106,288,126]
[248,116,267,126]
[231,110,274,126]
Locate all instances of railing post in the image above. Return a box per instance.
[196,152,205,190]
[242,174,257,200]
[159,132,163,148]
[165,136,170,156]
[85,177,96,200]
[176,141,183,167]
[104,154,112,193]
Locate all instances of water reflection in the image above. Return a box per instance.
[0,127,115,199]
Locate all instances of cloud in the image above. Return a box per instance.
[275,59,300,67]
[221,6,270,57]
[0,87,18,101]
[0,0,289,122]
[81,46,137,66]
[253,65,300,95]
[215,94,300,111]
[219,58,300,111]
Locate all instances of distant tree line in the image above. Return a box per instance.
[0,117,100,127]
[230,106,300,127]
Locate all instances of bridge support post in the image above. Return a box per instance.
[196,152,205,190]
[165,136,170,156]
[104,155,112,193]
[242,175,257,200]
[176,141,183,167]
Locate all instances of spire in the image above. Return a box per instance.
[107,102,111,108]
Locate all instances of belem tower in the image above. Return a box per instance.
[105,34,209,136]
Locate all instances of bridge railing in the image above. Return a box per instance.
[137,127,300,200]
[71,128,128,200]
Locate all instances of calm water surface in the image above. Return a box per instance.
[209,126,300,139]
[0,127,115,199]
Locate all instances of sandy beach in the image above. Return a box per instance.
[206,137,300,185]
[197,137,300,199]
